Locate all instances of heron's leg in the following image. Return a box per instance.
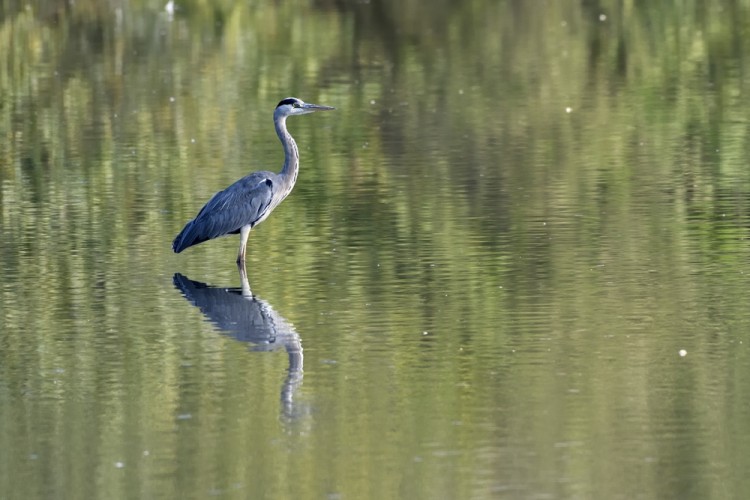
[237,225,252,269]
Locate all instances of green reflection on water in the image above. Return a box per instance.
[2,0,750,499]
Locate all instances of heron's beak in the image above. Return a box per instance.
[303,102,335,112]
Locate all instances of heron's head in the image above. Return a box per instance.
[275,97,335,119]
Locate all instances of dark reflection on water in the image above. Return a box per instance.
[172,271,304,421]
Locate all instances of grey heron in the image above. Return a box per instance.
[172,97,334,269]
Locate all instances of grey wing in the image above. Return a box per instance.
[173,174,275,253]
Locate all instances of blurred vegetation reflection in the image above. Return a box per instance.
[2,0,750,499]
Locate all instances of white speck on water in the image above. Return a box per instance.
[422,331,429,336]
[169,96,175,103]
[191,138,196,143]
[561,20,568,27]
[599,14,607,21]
[177,413,192,420]
[370,100,376,105]
[115,461,125,469]
[143,450,150,457]
[565,106,573,113]
[679,349,687,357]
[458,89,464,95]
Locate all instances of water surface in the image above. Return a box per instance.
[2,1,750,499]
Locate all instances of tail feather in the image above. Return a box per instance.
[173,220,208,253]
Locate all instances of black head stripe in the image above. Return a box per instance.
[277,98,298,107]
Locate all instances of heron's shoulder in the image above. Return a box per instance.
[232,171,279,189]
[198,173,275,215]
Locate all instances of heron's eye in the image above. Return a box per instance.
[293,102,301,108]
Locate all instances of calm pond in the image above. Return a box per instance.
[2,1,750,499]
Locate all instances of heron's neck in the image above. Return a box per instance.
[275,116,299,181]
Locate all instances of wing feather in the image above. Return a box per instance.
[173,174,275,253]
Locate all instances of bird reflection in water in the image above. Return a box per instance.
[172,269,303,420]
